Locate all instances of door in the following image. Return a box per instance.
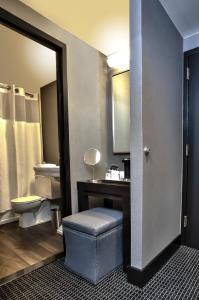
[184,50,199,249]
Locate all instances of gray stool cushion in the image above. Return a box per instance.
[63,207,123,284]
[62,207,123,236]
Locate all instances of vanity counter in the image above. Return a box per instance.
[77,180,130,271]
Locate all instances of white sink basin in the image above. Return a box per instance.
[34,164,60,178]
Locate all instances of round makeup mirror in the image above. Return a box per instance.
[84,148,101,166]
[84,148,101,182]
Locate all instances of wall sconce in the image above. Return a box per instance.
[107,48,130,71]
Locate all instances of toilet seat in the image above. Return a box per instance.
[11,195,44,204]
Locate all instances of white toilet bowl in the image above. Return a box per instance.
[11,165,61,229]
[11,196,51,228]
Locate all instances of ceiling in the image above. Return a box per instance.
[160,0,199,38]
[19,0,199,56]
[20,0,129,56]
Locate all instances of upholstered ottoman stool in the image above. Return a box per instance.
[62,207,123,284]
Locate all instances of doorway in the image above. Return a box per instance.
[0,7,71,218]
[183,48,199,249]
[0,8,71,283]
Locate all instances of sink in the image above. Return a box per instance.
[34,164,60,178]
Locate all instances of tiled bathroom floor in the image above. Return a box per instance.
[0,221,63,284]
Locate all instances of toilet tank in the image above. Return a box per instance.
[35,175,61,199]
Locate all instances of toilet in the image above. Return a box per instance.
[11,164,61,228]
[11,196,51,228]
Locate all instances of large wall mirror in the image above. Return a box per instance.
[112,70,130,154]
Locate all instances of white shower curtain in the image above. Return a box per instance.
[0,85,42,212]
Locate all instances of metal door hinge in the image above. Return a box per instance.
[186,67,190,80]
[184,216,188,228]
[186,144,189,157]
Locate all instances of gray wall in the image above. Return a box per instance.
[40,81,59,165]
[0,0,110,213]
[130,0,183,269]
[184,32,199,52]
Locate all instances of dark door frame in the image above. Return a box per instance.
[182,47,199,244]
[0,8,71,217]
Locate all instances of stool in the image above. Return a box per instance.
[62,207,123,284]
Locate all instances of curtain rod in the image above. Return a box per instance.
[0,83,35,98]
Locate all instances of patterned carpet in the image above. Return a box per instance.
[0,246,199,300]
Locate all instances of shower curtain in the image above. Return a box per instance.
[0,85,42,212]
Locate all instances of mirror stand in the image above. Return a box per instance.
[87,166,99,183]
[87,166,98,183]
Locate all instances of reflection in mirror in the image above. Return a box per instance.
[84,148,101,182]
[112,70,130,154]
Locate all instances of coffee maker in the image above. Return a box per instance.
[122,158,130,180]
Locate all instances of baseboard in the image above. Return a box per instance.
[127,235,181,288]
